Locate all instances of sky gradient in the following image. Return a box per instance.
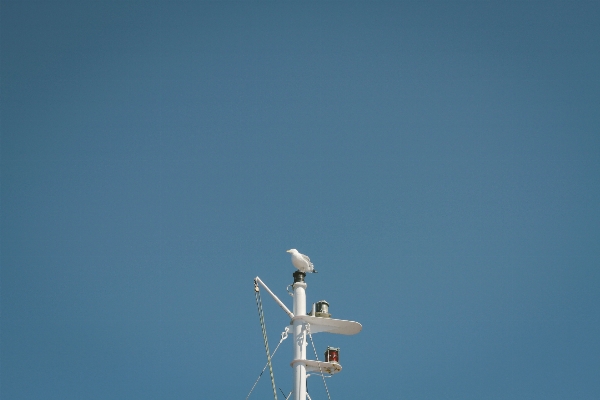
[2,1,599,399]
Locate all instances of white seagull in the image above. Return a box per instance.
[286,249,318,273]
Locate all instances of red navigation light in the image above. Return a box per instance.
[324,346,340,363]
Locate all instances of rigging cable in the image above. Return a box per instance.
[246,327,289,400]
[279,387,292,400]
[306,323,332,400]
[253,280,278,400]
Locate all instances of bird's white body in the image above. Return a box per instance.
[286,249,317,273]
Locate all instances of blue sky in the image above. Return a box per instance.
[2,1,599,399]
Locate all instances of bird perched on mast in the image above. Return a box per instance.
[286,249,318,273]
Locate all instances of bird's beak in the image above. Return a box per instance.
[286,249,292,253]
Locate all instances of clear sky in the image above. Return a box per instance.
[2,1,599,399]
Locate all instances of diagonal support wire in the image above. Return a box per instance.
[246,327,290,400]
[253,280,278,400]
[306,323,332,400]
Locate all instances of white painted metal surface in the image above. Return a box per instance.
[291,359,342,375]
[255,276,295,319]
[292,281,307,400]
[291,315,362,335]
[251,272,362,400]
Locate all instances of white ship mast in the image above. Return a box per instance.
[253,271,362,400]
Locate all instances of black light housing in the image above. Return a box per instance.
[315,300,330,318]
[293,271,306,283]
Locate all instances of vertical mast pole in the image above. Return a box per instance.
[292,271,307,400]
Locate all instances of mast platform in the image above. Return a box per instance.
[290,315,362,335]
[290,359,342,375]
